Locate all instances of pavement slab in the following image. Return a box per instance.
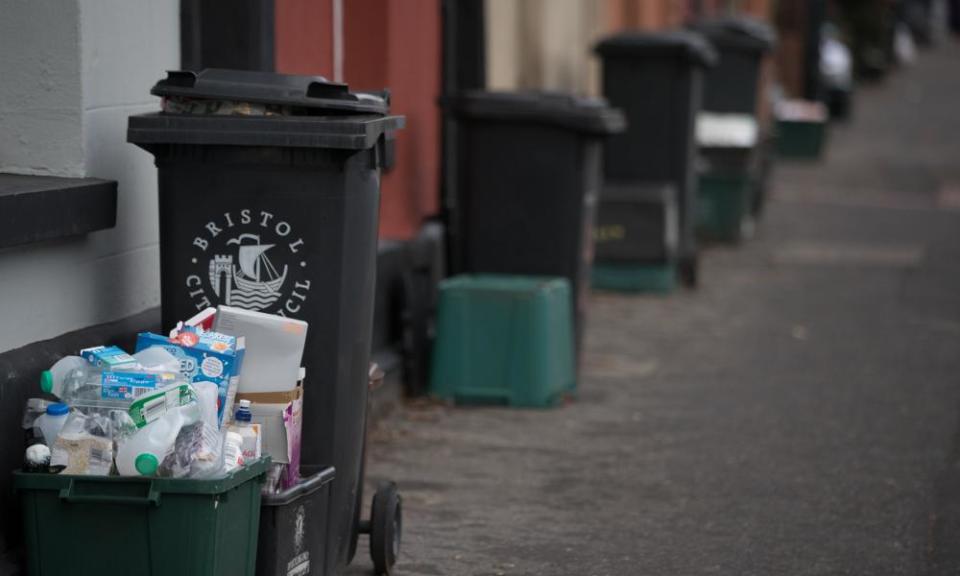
[348,40,960,576]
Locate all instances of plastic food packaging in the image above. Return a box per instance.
[49,412,114,476]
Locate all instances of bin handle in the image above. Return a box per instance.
[59,479,162,507]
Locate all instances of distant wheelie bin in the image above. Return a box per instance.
[443,91,625,354]
[128,69,404,576]
[593,31,717,290]
[689,16,776,242]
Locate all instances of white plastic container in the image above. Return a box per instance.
[226,400,262,460]
[33,403,70,445]
[222,431,245,473]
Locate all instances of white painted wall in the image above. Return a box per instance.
[0,0,178,353]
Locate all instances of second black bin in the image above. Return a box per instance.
[258,466,336,576]
[688,16,777,116]
[444,91,625,353]
[593,31,717,288]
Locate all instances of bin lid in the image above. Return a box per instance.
[443,91,626,135]
[129,70,404,150]
[594,30,718,67]
[688,16,777,53]
[150,69,390,115]
[128,112,404,150]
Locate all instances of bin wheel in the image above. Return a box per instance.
[679,256,699,288]
[370,482,402,575]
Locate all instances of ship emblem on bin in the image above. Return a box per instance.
[186,209,312,318]
[210,234,288,311]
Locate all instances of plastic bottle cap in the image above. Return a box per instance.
[239,399,251,409]
[135,453,160,476]
[40,371,54,394]
[46,403,69,416]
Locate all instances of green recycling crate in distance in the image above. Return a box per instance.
[592,263,677,293]
[777,118,828,159]
[14,458,270,576]
[697,171,751,243]
[430,275,575,408]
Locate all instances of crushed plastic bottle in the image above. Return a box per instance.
[116,401,202,477]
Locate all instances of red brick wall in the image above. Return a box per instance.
[275,0,442,241]
[275,0,335,77]
[345,0,442,240]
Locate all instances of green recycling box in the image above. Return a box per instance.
[592,262,677,294]
[776,100,829,160]
[14,458,269,576]
[430,275,575,408]
[697,171,752,243]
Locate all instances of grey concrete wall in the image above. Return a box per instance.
[0,0,85,177]
[0,0,178,353]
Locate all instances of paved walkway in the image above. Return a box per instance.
[350,40,960,576]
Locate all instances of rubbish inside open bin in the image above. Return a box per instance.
[22,306,308,491]
[153,68,391,117]
[162,97,292,117]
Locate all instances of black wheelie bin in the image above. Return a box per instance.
[688,16,776,242]
[593,30,717,290]
[128,69,404,576]
[442,91,625,356]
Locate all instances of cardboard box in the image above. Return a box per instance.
[237,386,302,467]
[135,329,245,426]
[80,345,138,370]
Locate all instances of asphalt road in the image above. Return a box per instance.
[349,40,960,576]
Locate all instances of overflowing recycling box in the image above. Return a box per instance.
[14,458,269,576]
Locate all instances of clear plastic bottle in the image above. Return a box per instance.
[228,400,262,461]
[33,403,70,445]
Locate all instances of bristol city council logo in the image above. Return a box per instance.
[185,209,311,318]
